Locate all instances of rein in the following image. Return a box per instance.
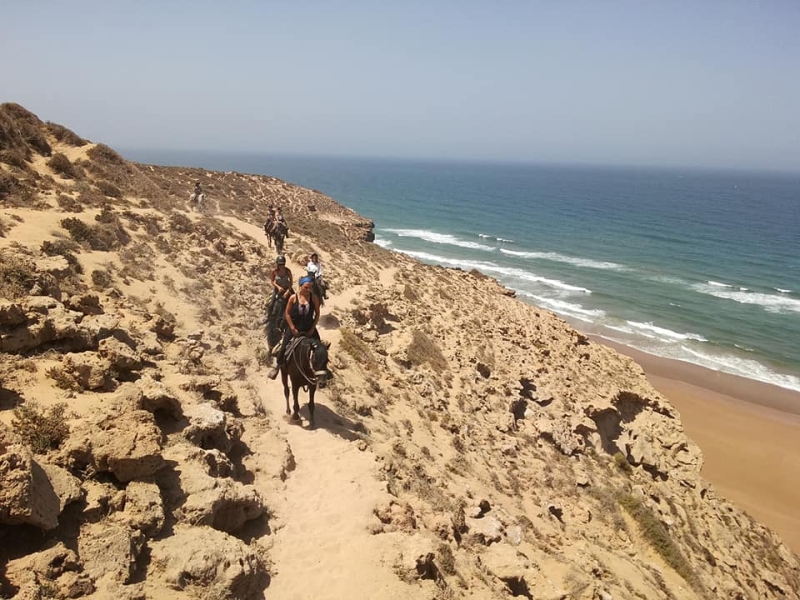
[289,342,319,388]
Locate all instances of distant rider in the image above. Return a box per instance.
[306,252,328,300]
[268,275,321,379]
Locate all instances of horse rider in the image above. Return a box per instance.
[268,275,321,379]
[192,181,203,203]
[269,255,293,315]
[263,208,276,246]
[306,253,328,299]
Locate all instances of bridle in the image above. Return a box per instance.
[289,340,327,388]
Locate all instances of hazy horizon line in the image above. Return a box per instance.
[120,145,800,178]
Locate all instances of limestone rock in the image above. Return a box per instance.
[63,352,111,390]
[136,375,182,418]
[118,479,165,537]
[0,443,61,529]
[183,402,239,453]
[466,514,504,545]
[63,410,164,482]
[77,522,146,584]
[150,525,268,598]
[98,336,142,373]
[39,462,82,512]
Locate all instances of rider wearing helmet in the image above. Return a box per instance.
[270,255,293,304]
[268,274,321,379]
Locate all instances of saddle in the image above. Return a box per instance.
[284,336,311,364]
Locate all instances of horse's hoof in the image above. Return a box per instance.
[285,408,291,415]
[291,412,301,421]
[309,420,316,430]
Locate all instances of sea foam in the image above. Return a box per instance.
[693,283,800,314]
[500,248,627,271]
[383,228,496,251]
[399,250,591,294]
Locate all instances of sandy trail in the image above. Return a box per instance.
[222,215,415,598]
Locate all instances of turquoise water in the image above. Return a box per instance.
[128,150,800,392]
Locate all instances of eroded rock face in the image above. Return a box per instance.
[150,525,268,598]
[183,402,241,453]
[77,522,146,584]
[0,448,62,530]
[158,443,265,534]
[61,409,165,482]
[117,479,165,537]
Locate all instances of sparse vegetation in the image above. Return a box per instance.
[60,211,130,251]
[41,238,83,275]
[613,451,632,473]
[0,253,37,298]
[339,327,379,371]
[11,402,70,453]
[407,329,448,373]
[46,121,87,146]
[91,268,113,288]
[47,152,81,179]
[437,543,457,575]
[616,493,700,590]
[57,194,84,212]
[96,179,122,198]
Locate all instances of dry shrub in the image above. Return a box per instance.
[45,121,87,146]
[0,102,51,157]
[91,268,113,289]
[57,194,84,212]
[407,329,448,373]
[616,493,700,590]
[47,152,81,179]
[95,179,122,198]
[339,327,379,371]
[0,149,30,170]
[60,209,130,250]
[0,171,17,200]
[169,212,194,233]
[41,239,83,275]
[11,402,70,453]
[86,143,125,165]
[0,253,37,298]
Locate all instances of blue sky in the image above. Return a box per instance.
[3,1,799,170]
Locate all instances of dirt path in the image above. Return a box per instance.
[221,215,416,599]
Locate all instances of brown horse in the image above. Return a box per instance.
[280,337,329,428]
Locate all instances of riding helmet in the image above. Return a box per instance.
[276,255,286,266]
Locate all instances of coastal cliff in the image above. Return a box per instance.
[1,102,798,599]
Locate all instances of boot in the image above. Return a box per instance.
[267,364,280,380]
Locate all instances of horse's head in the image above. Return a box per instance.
[310,340,330,386]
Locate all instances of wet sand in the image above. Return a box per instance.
[600,339,800,554]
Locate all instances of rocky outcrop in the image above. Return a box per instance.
[61,409,165,482]
[150,525,269,598]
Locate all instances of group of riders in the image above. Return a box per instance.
[189,181,328,386]
[264,220,329,380]
[263,206,290,253]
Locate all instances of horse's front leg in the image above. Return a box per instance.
[307,385,316,429]
[291,383,301,421]
[281,368,291,415]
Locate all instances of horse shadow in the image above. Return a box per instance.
[295,401,366,441]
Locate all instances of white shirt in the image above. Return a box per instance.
[306,260,323,278]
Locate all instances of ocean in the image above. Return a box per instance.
[127,150,800,392]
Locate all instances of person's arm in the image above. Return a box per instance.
[270,269,279,292]
[285,296,297,335]
[284,269,293,297]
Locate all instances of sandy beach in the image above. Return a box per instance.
[601,338,800,553]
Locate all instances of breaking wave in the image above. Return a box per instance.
[501,248,628,271]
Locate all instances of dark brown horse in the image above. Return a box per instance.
[280,337,329,428]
